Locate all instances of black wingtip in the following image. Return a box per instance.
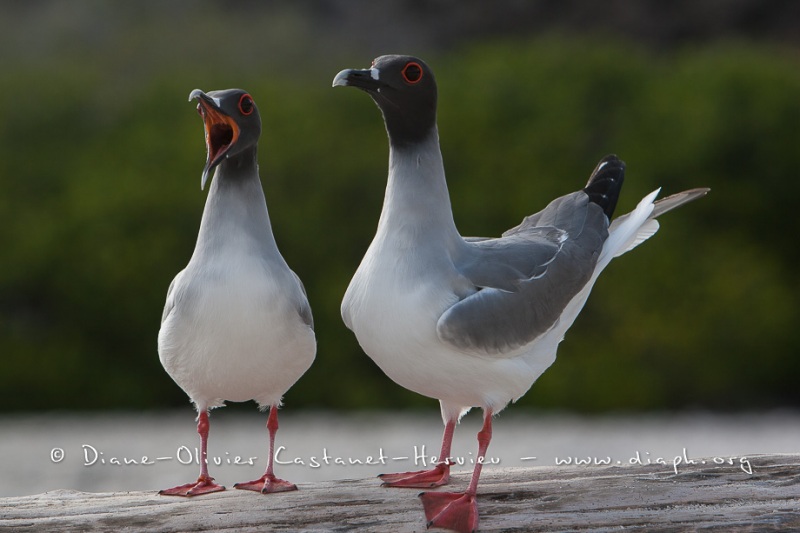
[584,154,625,219]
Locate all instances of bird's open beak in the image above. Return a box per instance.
[189,89,240,190]
[332,68,382,92]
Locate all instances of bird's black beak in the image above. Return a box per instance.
[332,68,383,92]
[189,89,241,190]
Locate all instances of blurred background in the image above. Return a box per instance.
[1,0,799,497]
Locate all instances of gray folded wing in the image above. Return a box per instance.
[438,192,608,356]
[161,270,185,325]
[291,270,315,329]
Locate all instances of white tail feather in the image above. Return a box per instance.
[598,189,659,268]
[614,219,660,257]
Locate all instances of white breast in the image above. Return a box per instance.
[159,254,315,410]
[343,242,540,412]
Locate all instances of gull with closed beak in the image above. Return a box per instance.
[333,55,708,532]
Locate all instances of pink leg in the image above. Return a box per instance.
[159,410,225,496]
[234,406,298,494]
[379,417,456,488]
[419,409,493,533]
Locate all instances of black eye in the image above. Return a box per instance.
[238,94,254,115]
[401,62,423,84]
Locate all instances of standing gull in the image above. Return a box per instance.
[158,89,316,496]
[333,55,708,532]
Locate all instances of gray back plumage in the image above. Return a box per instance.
[439,192,608,355]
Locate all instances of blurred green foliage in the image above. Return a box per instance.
[1,33,798,413]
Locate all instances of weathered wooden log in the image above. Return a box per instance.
[1,454,798,532]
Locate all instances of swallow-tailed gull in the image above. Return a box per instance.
[157,89,315,496]
[333,55,708,532]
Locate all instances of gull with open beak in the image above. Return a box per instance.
[157,89,316,496]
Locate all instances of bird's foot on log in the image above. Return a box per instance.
[159,475,225,497]
[419,490,478,533]
[234,473,298,494]
[379,462,450,488]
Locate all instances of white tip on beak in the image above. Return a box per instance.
[332,67,381,88]
[332,69,351,88]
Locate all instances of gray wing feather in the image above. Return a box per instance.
[291,270,314,329]
[161,270,184,325]
[438,192,608,355]
[651,188,709,219]
[457,231,563,292]
[609,188,709,234]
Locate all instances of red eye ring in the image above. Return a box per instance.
[238,93,254,115]
[401,62,423,84]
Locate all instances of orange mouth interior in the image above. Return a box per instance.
[198,101,240,167]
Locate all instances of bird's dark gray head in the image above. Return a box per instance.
[189,88,262,189]
[332,55,437,147]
